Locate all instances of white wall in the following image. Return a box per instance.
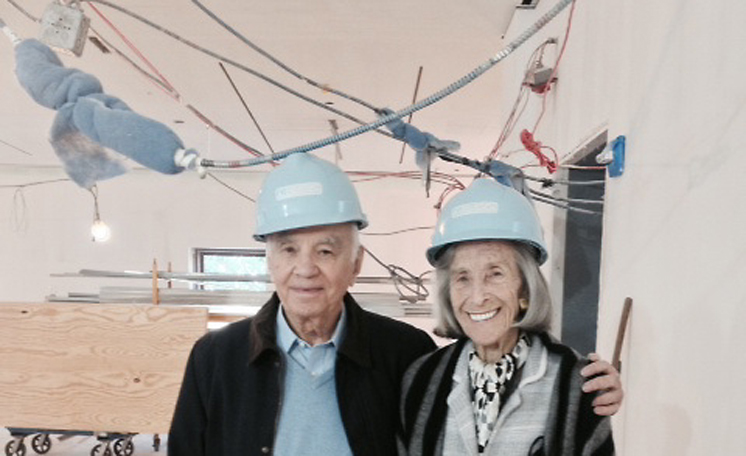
[0,163,439,302]
[501,1,746,454]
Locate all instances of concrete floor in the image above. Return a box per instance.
[1,427,166,455]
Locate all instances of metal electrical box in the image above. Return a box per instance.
[39,3,89,57]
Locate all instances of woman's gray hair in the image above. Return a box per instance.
[432,240,553,339]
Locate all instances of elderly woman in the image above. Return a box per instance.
[399,179,615,456]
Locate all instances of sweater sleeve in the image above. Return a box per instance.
[577,372,616,456]
[168,334,211,456]
[572,358,616,456]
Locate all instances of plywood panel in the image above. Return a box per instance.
[0,303,207,434]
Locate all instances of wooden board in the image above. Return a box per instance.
[0,303,207,434]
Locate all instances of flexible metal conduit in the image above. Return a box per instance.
[200,0,574,169]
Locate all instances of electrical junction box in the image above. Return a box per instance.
[39,3,90,57]
[525,65,554,92]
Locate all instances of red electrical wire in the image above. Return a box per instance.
[85,3,277,163]
[532,0,577,134]
[520,129,557,173]
[86,2,179,99]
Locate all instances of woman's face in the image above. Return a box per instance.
[449,241,523,362]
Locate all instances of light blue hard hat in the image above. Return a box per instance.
[254,153,368,241]
[426,178,548,265]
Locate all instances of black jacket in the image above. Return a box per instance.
[168,292,436,456]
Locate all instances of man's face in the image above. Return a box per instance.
[267,223,363,328]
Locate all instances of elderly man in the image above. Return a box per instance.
[168,153,622,456]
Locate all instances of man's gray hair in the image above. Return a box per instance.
[432,241,552,339]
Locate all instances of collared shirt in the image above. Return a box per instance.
[276,304,346,377]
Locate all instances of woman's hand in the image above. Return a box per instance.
[580,353,624,416]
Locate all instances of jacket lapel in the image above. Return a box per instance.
[447,341,479,456]
[495,333,549,431]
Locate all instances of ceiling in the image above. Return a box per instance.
[0,0,526,177]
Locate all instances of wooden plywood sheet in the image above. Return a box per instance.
[0,303,208,434]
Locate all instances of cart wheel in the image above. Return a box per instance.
[113,439,134,456]
[31,435,51,454]
[90,444,112,456]
[4,441,26,456]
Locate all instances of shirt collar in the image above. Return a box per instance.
[276,303,347,352]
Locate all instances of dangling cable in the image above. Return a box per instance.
[199,0,576,168]
[206,173,256,202]
[5,0,38,22]
[529,189,604,206]
[191,0,379,112]
[81,1,393,139]
[363,247,430,303]
[219,62,277,157]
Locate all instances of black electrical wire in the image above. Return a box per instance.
[531,193,601,215]
[191,0,379,112]
[81,0,394,139]
[361,226,434,236]
[0,138,33,156]
[523,174,606,187]
[206,173,256,202]
[530,189,604,206]
[218,62,277,156]
[6,0,38,22]
[0,178,71,189]
[363,247,429,303]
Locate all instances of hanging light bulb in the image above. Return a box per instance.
[91,218,111,242]
[89,185,111,243]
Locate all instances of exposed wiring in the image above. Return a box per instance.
[185,105,267,158]
[11,0,574,171]
[81,0,394,140]
[84,4,273,159]
[349,170,465,190]
[531,192,601,215]
[191,0,379,112]
[361,226,434,237]
[560,164,607,171]
[487,39,556,162]
[5,0,38,22]
[87,26,179,99]
[12,187,27,232]
[399,66,424,164]
[1,178,72,233]
[86,2,179,97]
[519,129,558,173]
[363,246,430,303]
[531,0,577,134]
[530,189,604,206]
[0,178,71,189]
[218,62,277,157]
[523,174,606,187]
[198,0,576,168]
[0,138,33,156]
[206,173,255,202]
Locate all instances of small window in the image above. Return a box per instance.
[193,248,268,291]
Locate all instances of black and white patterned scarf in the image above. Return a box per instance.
[468,333,531,453]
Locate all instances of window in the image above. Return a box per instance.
[193,248,268,291]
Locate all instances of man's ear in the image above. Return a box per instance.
[351,245,364,284]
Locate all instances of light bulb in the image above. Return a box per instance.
[91,219,111,242]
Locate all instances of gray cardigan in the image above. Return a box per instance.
[398,333,614,456]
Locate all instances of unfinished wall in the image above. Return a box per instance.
[503,1,746,454]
